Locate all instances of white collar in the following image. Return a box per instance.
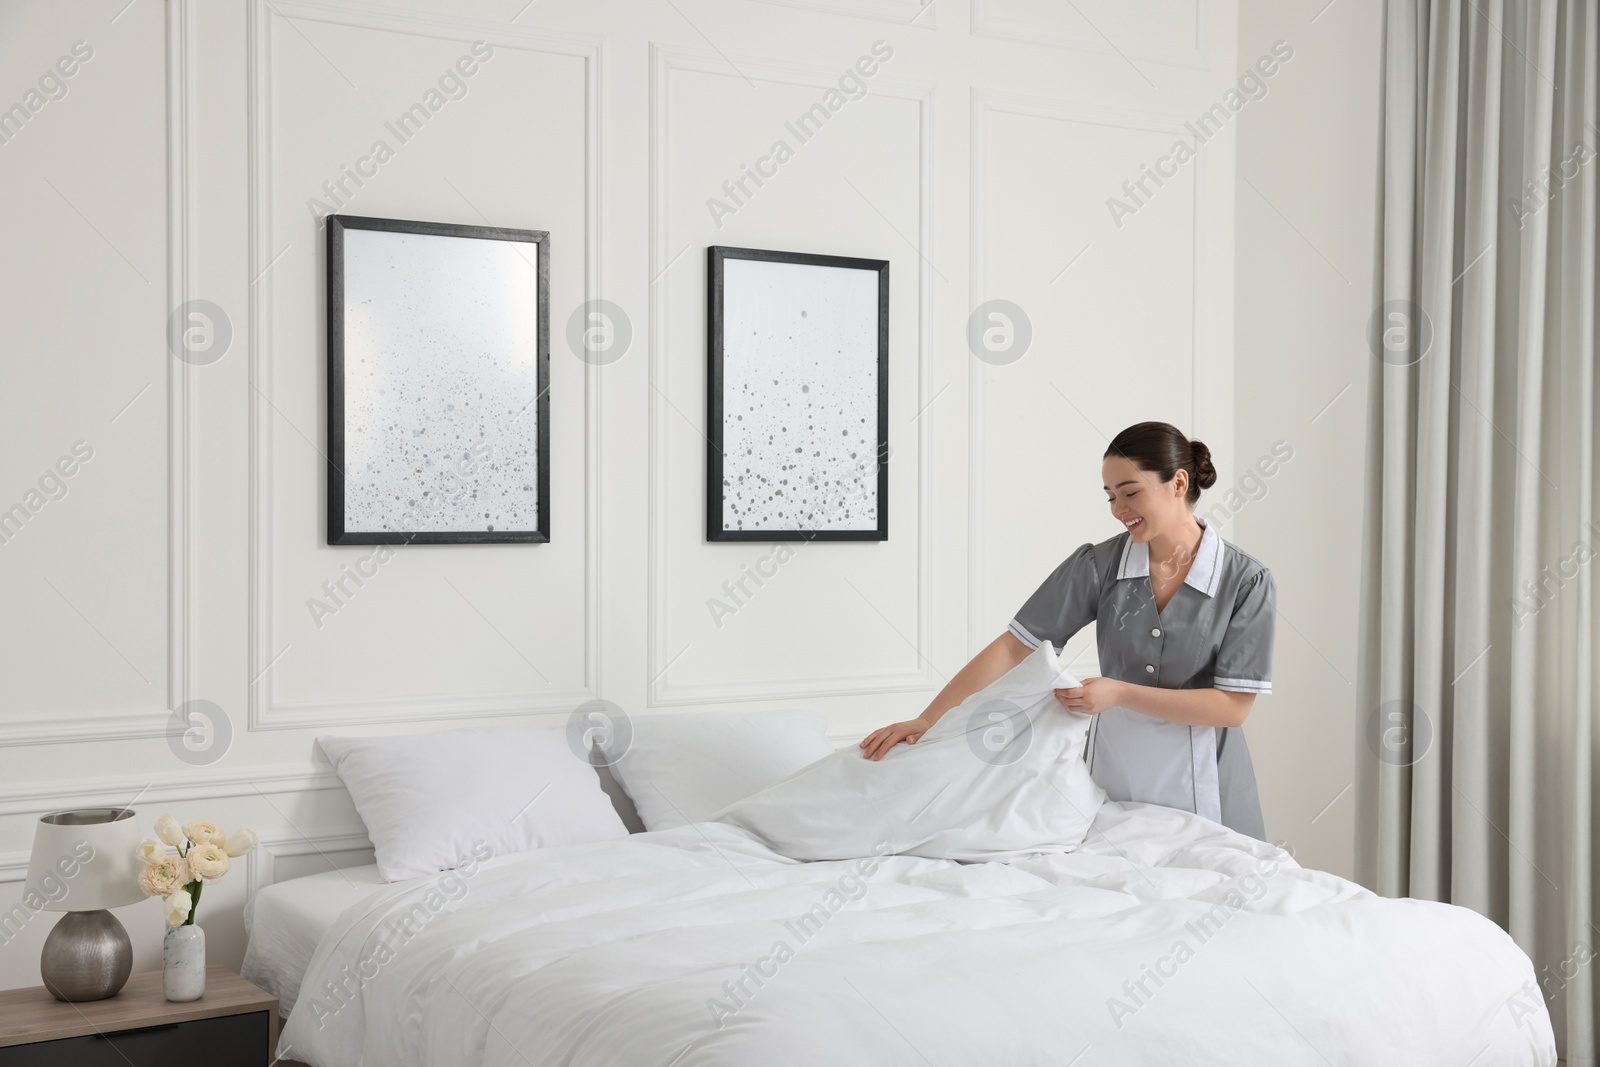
[1116,516,1224,598]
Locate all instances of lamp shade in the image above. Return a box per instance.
[24,808,146,912]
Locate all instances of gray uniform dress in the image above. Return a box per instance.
[1007,518,1276,840]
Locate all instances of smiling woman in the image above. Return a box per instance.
[862,420,1277,841]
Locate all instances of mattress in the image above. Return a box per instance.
[242,863,387,1016]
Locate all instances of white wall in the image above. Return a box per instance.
[1231,0,1384,881]
[0,0,1240,989]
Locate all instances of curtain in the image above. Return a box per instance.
[1370,0,1598,1062]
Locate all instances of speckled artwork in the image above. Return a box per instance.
[340,227,542,535]
[719,257,882,533]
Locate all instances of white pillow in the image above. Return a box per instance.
[317,727,629,882]
[711,641,1106,862]
[607,710,835,831]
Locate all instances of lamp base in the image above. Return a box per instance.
[41,909,133,1002]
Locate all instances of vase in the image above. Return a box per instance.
[162,924,205,1002]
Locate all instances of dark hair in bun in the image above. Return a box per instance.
[1105,421,1216,505]
[1189,439,1218,494]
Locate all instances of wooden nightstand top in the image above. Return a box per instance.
[0,965,277,1047]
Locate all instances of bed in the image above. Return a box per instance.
[249,800,1553,1066]
[245,644,1556,1065]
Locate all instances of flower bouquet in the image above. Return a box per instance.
[136,815,257,1001]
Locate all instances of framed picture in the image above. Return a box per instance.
[706,246,889,542]
[326,214,550,545]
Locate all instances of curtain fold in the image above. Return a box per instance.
[1373,1,1598,1062]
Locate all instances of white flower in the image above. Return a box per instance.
[163,887,191,927]
[154,815,184,847]
[136,839,167,865]
[183,820,225,847]
[139,857,189,898]
[186,844,230,880]
[223,828,258,858]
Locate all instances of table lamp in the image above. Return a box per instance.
[23,807,145,1001]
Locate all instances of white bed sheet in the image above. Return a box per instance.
[242,863,387,1016]
[278,802,1557,1067]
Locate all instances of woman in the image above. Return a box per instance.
[859,421,1277,840]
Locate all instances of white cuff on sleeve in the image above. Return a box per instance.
[1007,619,1042,650]
[1215,676,1272,694]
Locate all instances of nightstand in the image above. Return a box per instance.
[0,965,279,1065]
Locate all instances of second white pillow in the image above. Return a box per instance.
[607,709,835,831]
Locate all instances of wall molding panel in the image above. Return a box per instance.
[246,830,375,898]
[244,0,606,731]
[0,0,198,749]
[966,87,1226,656]
[644,44,940,707]
[745,0,940,28]
[970,0,1210,71]
[1,828,372,894]
[0,762,343,821]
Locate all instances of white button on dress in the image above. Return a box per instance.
[1144,664,1155,674]
[1151,627,1162,637]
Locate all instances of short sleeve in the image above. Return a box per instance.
[1008,543,1100,652]
[1213,568,1276,694]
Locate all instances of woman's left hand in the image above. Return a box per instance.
[1054,677,1123,715]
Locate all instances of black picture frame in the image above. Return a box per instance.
[706,245,889,543]
[327,214,550,545]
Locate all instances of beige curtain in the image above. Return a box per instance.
[1368,0,1598,1062]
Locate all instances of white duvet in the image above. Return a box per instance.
[280,800,1555,1066]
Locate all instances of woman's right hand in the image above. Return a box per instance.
[858,718,931,762]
